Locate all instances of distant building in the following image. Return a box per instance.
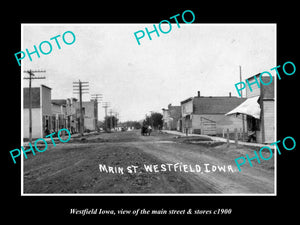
[162,104,181,130]
[226,75,275,143]
[65,98,98,133]
[180,91,246,135]
[23,85,52,139]
[82,100,98,131]
[51,99,67,133]
[23,85,99,138]
[66,98,79,133]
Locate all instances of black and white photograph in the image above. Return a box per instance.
[4,5,298,221]
[20,23,276,195]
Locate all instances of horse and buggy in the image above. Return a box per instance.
[141,125,152,136]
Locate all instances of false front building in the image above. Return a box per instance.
[23,85,52,139]
[81,100,98,131]
[162,104,181,130]
[180,91,246,135]
[226,75,275,143]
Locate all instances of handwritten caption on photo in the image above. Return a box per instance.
[99,162,237,174]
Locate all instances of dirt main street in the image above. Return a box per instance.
[23,130,275,194]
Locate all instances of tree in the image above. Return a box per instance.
[123,121,142,129]
[143,112,163,129]
[104,116,118,130]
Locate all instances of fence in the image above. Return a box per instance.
[216,128,248,145]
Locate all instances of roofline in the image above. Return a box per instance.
[51,102,66,107]
[180,95,247,104]
[194,96,246,99]
[180,97,193,104]
[245,73,274,81]
[41,84,52,90]
[52,99,67,101]
[191,112,234,115]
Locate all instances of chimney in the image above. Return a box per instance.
[229,92,231,97]
[197,91,200,97]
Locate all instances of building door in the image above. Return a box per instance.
[247,116,261,142]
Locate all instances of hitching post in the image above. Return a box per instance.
[226,128,230,148]
[234,128,238,146]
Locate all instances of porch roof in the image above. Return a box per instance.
[225,96,261,119]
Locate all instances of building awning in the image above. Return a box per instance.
[225,96,261,119]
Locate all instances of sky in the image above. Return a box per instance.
[22,24,276,122]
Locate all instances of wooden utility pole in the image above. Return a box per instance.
[109,109,113,130]
[240,65,246,141]
[102,102,110,132]
[73,80,89,136]
[115,112,119,128]
[91,94,102,131]
[91,94,103,103]
[23,69,46,142]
